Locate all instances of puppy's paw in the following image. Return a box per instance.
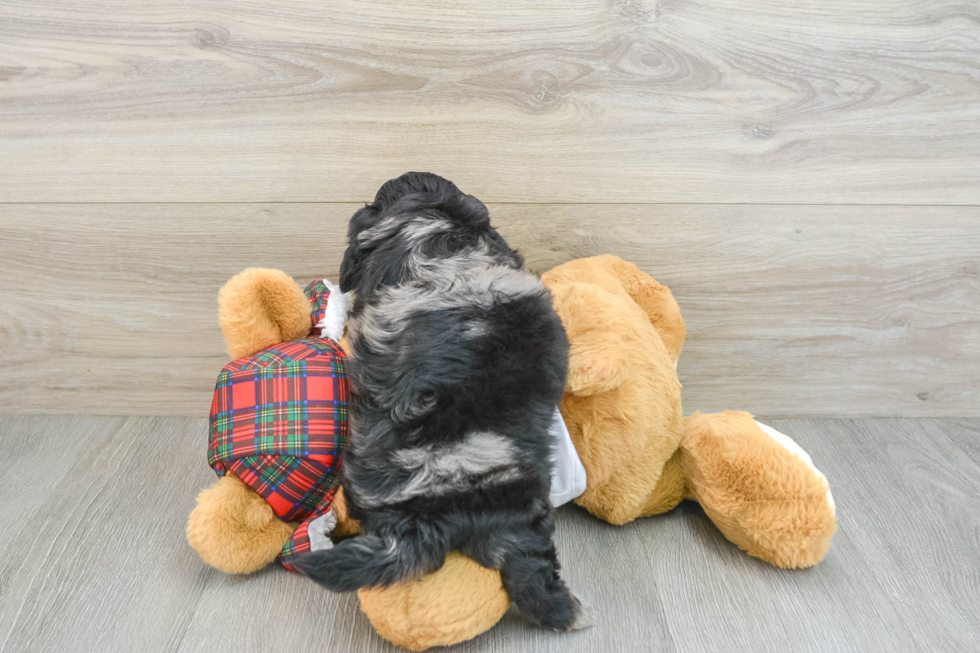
[568,593,597,631]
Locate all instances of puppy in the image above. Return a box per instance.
[296,172,592,631]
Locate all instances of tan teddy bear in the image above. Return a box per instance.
[186,269,360,574]
[186,257,836,651]
[357,255,836,650]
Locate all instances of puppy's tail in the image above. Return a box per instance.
[294,535,443,591]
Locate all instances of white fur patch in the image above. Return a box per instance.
[315,279,351,343]
[401,217,451,243]
[755,421,835,515]
[357,215,451,247]
[356,215,405,246]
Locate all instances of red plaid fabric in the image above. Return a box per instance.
[307,278,332,334]
[207,280,350,568]
[279,515,321,571]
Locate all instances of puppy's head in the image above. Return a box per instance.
[340,172,520,295]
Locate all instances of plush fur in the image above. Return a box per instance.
[358,552,511,652]
[543,255,687,524]
[186,474,298,574]
[217,268,312,360]
[546,257,835,568]
[295,173,591,631]
[681,411,837,569]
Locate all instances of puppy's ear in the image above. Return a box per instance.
[339,204,378,293]
[339,241,361,294]
[441,192,490,229]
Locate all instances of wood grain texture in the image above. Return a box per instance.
[0,415,124,552]
[1,416,978,652]
[639,416,980,653]
[1,203,977,417]
[0,416,214,652]
[1,0,979,203]
[942,418,980,467]
[797,418,980,653]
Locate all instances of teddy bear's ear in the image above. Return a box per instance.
[218,268,311,359]
[607,257,686,362]
[550,282,632,396]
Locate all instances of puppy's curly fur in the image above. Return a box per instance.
[296,172,592,631]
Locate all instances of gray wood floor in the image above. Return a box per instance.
[1,416,977,653]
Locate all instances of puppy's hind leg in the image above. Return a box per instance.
[295,533,447,592]
[498,542,595,631]
[465,517,594,632]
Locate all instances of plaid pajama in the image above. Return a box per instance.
[306,278,332,332]
[207,280,350,569]
[278,516,323,569]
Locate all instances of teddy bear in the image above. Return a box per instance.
[186,269,360,574]
[352,255,836,650]
[186,257,836,651]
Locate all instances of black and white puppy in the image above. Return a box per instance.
[296,172,592,631]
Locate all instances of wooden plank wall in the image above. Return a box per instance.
[2,204,977,417]
[1,0,978,416]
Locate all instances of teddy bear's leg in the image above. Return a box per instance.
[635,450,688,517]
[679,411,836,569]
[303,491,510,650]
[186,474,297,573]
[218,268,312,360]
[358,552,511,651]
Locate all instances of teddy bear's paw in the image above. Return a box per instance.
[567,593,597,631]
[681,412,837,568]
[754,421,835,516]
[186,474,297,574]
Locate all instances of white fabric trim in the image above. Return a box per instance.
[755,421,835,515]
[307,509,338,552]
[549,407,587,507]
[315,279,351,343]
